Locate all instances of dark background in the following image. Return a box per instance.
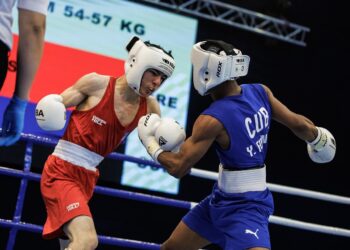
[0,0,348,249]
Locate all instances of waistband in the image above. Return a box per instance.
[52,139,104,172]
[218,164,267,193]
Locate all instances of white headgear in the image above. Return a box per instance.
[124,36,175,94]
[191,40,250,96]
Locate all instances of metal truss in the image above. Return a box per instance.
[138,0,310,47]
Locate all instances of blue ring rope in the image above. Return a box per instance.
[0,133,190,249]
[0,219,160,249]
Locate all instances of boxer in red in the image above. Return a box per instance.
[35,36,175,250]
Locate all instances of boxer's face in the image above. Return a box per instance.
[139,69,167,96]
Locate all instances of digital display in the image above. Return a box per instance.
[1,0,197,194]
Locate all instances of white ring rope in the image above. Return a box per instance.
[189,168,350,237]
[189,168,350,205]
[191,200,350,237]
[3,133,349,239]
[269,216,350,237]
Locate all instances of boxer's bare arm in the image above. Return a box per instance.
[262,84,317,142]
[60,72,108,108]
[157,115,222,178]
[262,84,336,163]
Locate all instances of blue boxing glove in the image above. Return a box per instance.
[0,96,28,146]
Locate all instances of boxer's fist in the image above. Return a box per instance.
[138,113,163,161]
[307,127,336,163]
[155,117,186,152]
[138,113,161,139]
[35,94,66,131]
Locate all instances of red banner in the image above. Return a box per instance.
[1,35,124,102]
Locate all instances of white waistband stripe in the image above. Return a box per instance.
[52,140,104,172]
[218,164,267,193]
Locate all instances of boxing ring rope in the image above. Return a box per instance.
[189,168,350,205]
[20,133,350,205]
[0,133,349,249]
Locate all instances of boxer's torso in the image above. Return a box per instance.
[62,76,147,156]
[202,83,272,169]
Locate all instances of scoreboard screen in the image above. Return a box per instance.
[1,0,197,195]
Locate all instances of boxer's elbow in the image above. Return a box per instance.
[168,168,187,179]
[163,157,190,179]
[168,167,186,179]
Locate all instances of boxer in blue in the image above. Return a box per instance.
[138,40,336,250]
